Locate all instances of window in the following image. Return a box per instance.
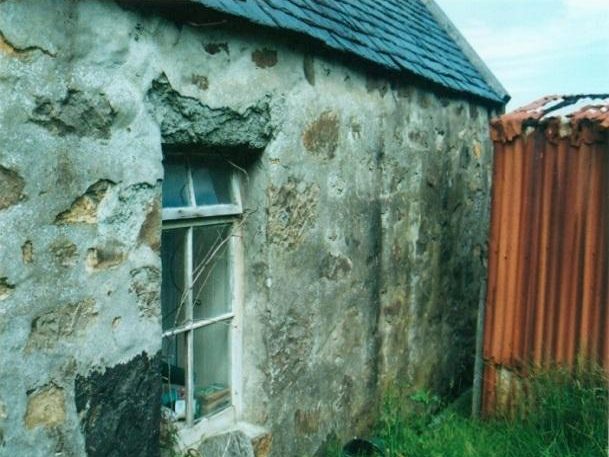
[160,154,242,427]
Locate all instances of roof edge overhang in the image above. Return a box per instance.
[422,0,510,107]
[124,0,507,107]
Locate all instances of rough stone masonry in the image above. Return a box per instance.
[0,1,498,456]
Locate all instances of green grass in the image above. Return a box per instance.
[374,367,608,457]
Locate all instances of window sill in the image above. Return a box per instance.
[176,406,236,449]
[181,419,272,457]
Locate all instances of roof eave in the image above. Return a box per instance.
[422,0,510,106]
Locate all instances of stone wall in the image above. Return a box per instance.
[0,1,498,456]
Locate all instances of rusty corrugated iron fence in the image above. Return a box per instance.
[482,95,609,416]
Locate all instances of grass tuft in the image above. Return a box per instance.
[374,366,608,457]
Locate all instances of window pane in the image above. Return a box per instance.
[161,334,187,419]
[191,159,233,206]
[161,228,188,330]
[162,156,191,208]
[193,321,231,419]
[192,224,232,321]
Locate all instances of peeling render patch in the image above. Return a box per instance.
[55,180,114,225]
[145,75,272,148]
[24,384,65,429]
[0,165,25,210]
[75,352,161,457]
[0,278,15,301]
[30,89,116,139]
[26,298,97,351]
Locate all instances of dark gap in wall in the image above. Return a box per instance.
[161,144,263,169]
[75,351,162,457]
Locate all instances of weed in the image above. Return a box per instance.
[160,415,201,457]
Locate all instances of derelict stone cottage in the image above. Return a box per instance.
[0,0,508,455]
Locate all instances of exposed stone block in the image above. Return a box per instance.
[267,178,319,248]
[191,74,209,91]
[0,165,25,211]
[137,199,161,251]
[86,240,127,272]
[21,240,33,264]
[54,180,114,225]
[0,278,15,301]
[129,266,161,318]
[251,48,278,68]
[204,42,229,55]
[50,239,78,267]
[26,298,97,351]
[302,111,340,159]
[24,384,65,429]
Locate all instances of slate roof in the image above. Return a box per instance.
[192,0,507,104]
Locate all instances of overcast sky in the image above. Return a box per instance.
[434,0,609,110]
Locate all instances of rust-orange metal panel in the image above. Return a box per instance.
[482,95,609,416]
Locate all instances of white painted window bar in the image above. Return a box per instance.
[161,154,242,427]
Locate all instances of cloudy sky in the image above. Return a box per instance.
[435,0,609,109]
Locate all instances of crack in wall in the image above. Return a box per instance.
[0,30,55,58]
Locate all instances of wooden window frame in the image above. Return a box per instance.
[161,155,243,429]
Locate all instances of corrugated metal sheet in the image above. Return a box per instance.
[482,95,609,416]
